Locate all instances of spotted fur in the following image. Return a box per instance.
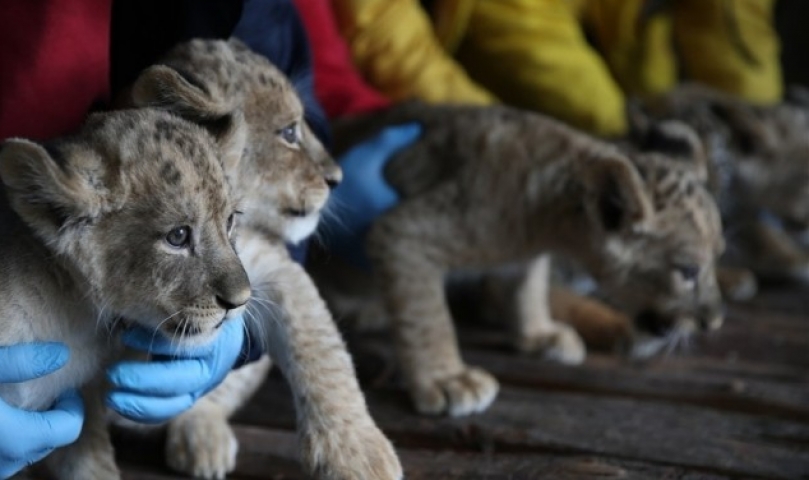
[0,109,250,479]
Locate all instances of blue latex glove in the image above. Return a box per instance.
[106,318,246,424]
[322,123,422,268]
[0,343,84,479]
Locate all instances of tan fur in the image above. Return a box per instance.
[131,39,401,479]
[324,103,725,416]
[633,83,809,287]
[0,109,251,479]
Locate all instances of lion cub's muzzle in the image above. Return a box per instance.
[165,259,251,343]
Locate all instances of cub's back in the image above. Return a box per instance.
[334,103,596,199]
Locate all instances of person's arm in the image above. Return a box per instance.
[673,0,782,104]
[332,0,496,105]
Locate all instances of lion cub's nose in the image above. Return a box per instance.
[215,286,251,311]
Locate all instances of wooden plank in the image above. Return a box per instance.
[364,387,809,479]
[743,285,809,316]
[344,326,809,423]
[396,450,731,480]
[114,423,738,480]
[233,369,809,479]
[114,426,305,480]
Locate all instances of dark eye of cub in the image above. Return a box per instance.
[226,214,235,234]
[676,264,700,282]
[166,226,191,248]
[279,123,297,144]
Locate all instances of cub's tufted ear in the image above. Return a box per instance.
[639,120,709,183]
[0,139,99,235]
[193,109,247,175]
[582,152,655,234]
[132,64,230,118]
[132,65,246,173]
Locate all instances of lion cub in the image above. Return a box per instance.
[0,108,250,479]
[326,103,725,417]
[633,84,809,292]
[130,39,402,480]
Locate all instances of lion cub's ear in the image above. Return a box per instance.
[132,65,230,118]
[132,65,245,173]
[0,139,99,234]
[582,152,655,234]
[639,120,709,183]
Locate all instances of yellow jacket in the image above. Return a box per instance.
[332,0,495,105]
[333,0,781,137]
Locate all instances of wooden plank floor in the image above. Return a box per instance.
[114,285,809,479]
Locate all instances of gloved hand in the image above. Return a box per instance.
[322,123,422,268]
[106,318,247,424]
[0,343,84,479]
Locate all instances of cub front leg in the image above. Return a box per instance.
[510,255,586,364]
[165,356,272,480]
[45,384,119,480]
[239,231,402,480]
[368,197,499,417]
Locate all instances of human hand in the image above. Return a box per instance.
[106,318,247,424]
[323,123,422,268]
[0,343,84,479]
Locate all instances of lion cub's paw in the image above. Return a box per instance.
[302,421,402,480]
[412,366,499,417]
[166,405,237,480]
[515,323,586,365]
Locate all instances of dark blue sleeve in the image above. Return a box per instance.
[111,0,243,95]
[232,0,331,147]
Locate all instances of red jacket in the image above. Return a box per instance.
[293,0,389,119]
[0,0,111,140]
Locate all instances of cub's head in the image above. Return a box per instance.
[0,109,250,347]
[580,121,724,347]
[130,38,341,244]
[635,84,809,233]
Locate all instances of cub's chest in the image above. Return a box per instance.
[0,288,116,411]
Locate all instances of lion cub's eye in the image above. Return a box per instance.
[166,226,191,248]
[278,123,298,144]
[675,264,700,283]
